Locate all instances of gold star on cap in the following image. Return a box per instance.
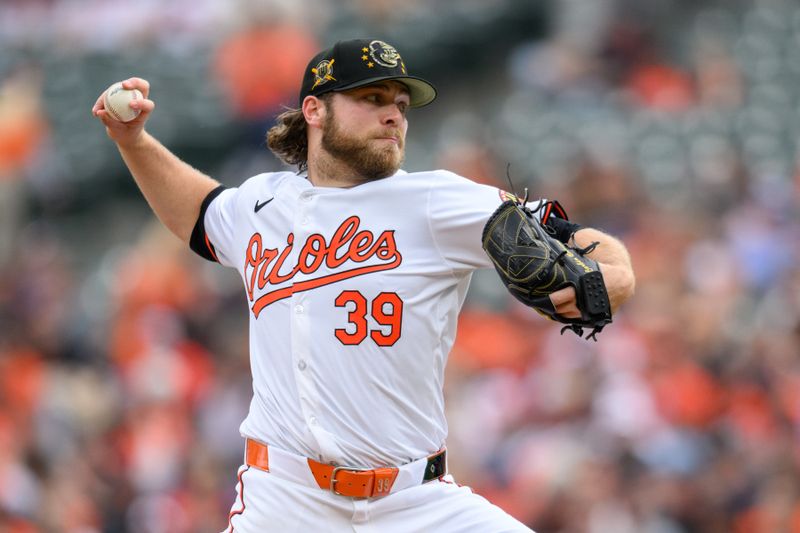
[362,47,368,52]
[361,51,374,68]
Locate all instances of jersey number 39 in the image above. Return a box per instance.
[334,291,403,347]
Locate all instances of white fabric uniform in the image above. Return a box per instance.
[193,169,535,532]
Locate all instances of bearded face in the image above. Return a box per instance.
[320,100,405,182]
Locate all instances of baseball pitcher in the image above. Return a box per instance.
[93,39,635,532]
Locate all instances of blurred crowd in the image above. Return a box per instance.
[1,0,800,531]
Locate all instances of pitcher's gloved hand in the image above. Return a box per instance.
[481,200,613,340]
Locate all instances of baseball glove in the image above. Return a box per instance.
[481,199,612,340]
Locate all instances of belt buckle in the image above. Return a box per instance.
[330,465,370,496]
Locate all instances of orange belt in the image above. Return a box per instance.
[245,438,446,498]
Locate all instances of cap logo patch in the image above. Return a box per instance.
[369,40,401,68]
[311,59,336,91]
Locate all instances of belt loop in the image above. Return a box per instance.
[245,439,270,472]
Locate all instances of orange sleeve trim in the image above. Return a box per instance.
[205,233,219,262]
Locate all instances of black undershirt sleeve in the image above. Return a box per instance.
[189,185,227,262]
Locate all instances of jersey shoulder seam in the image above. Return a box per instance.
[425,179,458,280]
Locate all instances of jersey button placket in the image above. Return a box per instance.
[290,190,330,451]
[291,294,319,436]
[296,194,312,230]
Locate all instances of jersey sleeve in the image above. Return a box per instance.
[428,171,543,272]
[189,185,239,267]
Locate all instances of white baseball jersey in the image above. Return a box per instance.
[191,169,541,469]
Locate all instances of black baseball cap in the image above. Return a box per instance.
[298,39,437,108]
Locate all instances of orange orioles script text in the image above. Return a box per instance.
[245,216,402,317]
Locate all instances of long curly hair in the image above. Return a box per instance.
[266,94,332,172]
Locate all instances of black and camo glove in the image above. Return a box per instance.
[481,200,612,340]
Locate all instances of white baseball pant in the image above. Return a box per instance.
[223,445,533,532]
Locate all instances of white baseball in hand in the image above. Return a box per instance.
[103,82,143,122]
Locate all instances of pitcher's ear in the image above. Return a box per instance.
[302,95,328,128]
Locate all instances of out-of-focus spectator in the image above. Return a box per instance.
[0,66,47,179]
[0,65,49,264]
[614,26,695,111]
[213,21,318,125]
[693,37,744,109]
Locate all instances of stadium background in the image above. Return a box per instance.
[1,0,799,531]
